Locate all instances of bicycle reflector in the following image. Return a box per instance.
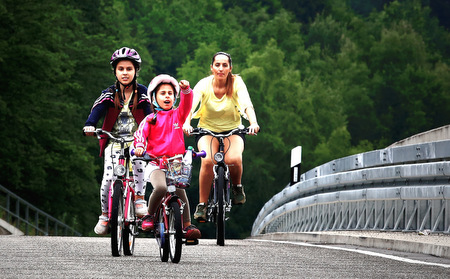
[114,165,127,176]
[214,152,224,163]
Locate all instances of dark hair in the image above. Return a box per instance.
[112,59,139,112]
[211,51,232,67]
[113,80,138,113]
[148,82,177,125]
[211,51,234,98]
[112,59,141,74]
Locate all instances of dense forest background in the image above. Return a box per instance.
[1,0,449,237]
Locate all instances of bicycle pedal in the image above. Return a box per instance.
[184,239,199,245]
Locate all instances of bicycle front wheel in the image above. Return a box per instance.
[156,206,169,262]
[123,190,136,256]
[168,201,183,263]
[216,166,226,246]
[111,180,124,257]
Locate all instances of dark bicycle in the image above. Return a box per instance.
[190,126,249,246]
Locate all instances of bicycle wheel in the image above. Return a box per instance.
[168,201,183,263]
[123,190,136,256]
[216,166,226,246]
[156,206,169,262]
[111,180,124,257]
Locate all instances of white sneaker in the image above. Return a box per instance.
[135,199,148,217]
[94,215,109,235]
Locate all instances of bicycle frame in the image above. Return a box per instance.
[190,127,248,246]
[95,129,137,257]
[107,143,136,222]
[132,148,205,263]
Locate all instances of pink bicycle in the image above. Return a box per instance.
[132,147,206,263]
[93,129,137,257]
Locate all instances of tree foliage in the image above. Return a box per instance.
[1,0,448,237]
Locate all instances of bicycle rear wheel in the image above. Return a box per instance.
[123,190,136,256]
[216,166,226,246]
[156,206,169,262]
[111,180,124,257]
[168,201,183,263]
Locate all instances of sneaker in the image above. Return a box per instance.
[232,184,246,205]
[94,215,109,235]
[141,215,154,232]
[135,198,148,217]
[193,203,207,221]
[184,224,201,239]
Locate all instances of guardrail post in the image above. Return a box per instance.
[25,205,29,235]
[35,212,39,236]
[15,200,20,229]
[6,194,10,222]
[290,146,302,185]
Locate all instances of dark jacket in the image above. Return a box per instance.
[85,83,151,157]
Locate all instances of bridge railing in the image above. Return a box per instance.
[252,140,450,236]
[0,184,82,236]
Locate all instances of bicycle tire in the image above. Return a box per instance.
[156,206,169,262]
[216,166,226,246]
[123,190,136,256]
[111,180,124,257]
[168,201,183,263]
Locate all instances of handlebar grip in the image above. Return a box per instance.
[193,150,207,158]
[131,149,148,156]
[132,149,155,161]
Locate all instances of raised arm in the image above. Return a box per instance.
[183,82,202,135]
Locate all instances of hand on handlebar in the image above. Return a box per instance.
[133,147,145,157]
[83,126,95,136]
[247,123,260,135]
[183,123,193,136]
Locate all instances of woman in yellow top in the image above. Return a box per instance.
[183,51,260,220]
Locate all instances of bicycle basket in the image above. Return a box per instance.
[166,161,192,188]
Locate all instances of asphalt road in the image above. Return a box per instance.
[0,236,448,278]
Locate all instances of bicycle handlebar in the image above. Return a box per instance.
[93,129,134,143]
[131,149,207,161]
[190,126,250,138]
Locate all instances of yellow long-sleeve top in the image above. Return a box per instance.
[191,75,253,132]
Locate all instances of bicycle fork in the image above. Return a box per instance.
[212,165,232,213]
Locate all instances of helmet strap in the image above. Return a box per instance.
[152,91,173,111]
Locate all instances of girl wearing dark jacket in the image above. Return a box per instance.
[83,47,151,235]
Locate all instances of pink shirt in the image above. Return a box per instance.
[134,88,193,157]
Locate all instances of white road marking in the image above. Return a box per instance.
[251,239,450,269]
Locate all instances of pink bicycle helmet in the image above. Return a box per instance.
[147,74,180,110]
[110,47,142,69]
[147,74,180,98]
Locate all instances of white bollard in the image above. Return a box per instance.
[290,146,302,185]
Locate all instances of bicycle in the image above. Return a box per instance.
[190,126,249,246]
[93,129,137,257]
[132,147,206,263]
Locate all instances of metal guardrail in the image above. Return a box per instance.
[252,140,450,236]
[0,184,82,236]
